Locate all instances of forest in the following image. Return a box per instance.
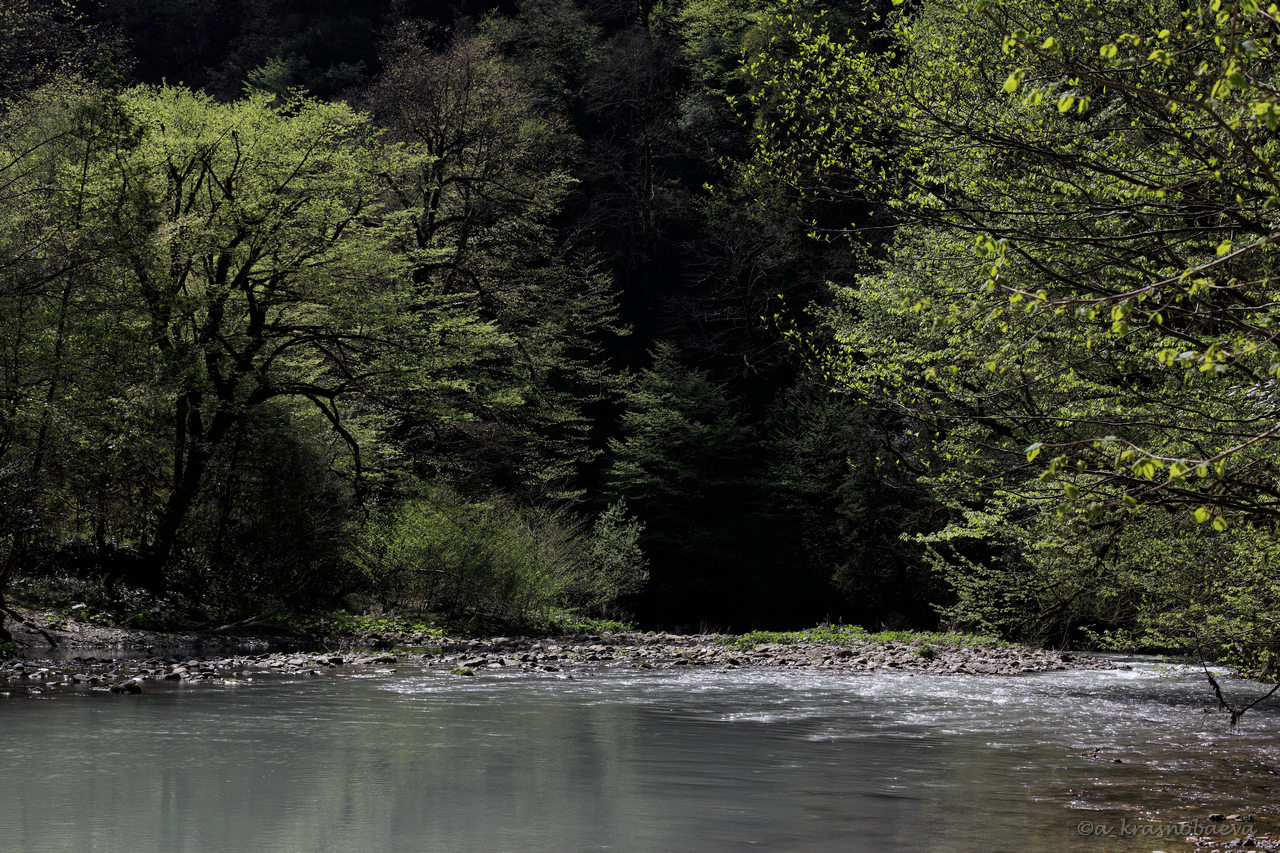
[0,0,1278,672]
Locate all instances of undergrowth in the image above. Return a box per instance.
[8,574,191,631]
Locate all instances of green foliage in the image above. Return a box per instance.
[749,0,1280,521]
[0,78,503,614]
[347,486,569,621]
[538,612,633,634]
[745,0,1280,664]
[8,573,190,631]
[364,28,626,500]
[480,0,604,110]
[763,387,941,621]
[608,343,755,541]
[1,0,1070,636]
[0,0,105,100]
[308,612,445,641]
[346,483,648,623]
[576,500,649,614]
[605,343,777,616]
[929,505,1280,673]
[90,0,384,100]
[179,403,359,612]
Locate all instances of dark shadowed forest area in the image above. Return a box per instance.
[3,0,1280,673]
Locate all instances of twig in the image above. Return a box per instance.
[1199,650,1280,727]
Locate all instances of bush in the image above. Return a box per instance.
[570,500,648,616]
[347,485,649,623]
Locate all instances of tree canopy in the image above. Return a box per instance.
[745,0,1280,665]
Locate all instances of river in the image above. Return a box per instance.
[0,656,1275,852]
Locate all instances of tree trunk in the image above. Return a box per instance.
[151,442,209,570]
[0,535,19,645]
[151,395,236,570]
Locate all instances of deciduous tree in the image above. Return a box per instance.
[746,0,1280,661]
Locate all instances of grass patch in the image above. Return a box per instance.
[431,610,632,638]
[295,612,445,640]
[719,624,1010,651]
[538,612,632,635]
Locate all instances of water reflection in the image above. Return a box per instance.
[0,661,1275,852]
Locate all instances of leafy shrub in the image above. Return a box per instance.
[346,484,649,623]
[565,500,648,616]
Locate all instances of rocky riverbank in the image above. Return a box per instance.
[434,633,1117,676]
[0,650,403,695]
[1,610,1119,697]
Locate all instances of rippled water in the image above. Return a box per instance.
[1,657,1277,852]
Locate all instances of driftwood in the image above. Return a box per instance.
[211,611,281,634]
[1200,657,1280,727]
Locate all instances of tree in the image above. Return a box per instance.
[480,0,604,115]
[0,81,498,632]
[762,387,941,624]
[745,0,1280,661]
[605,343,768,622]
[0,0,108,102]
[91,0,414,100]
[751,0,1280,519]
[0,79,147,640]
[344,485,648,622]
[364,26,624,499]
[575,22,699,325]
[111,86,487,569]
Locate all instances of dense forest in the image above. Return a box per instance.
[1,0,1278,670]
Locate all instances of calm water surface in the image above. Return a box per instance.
[1,657,1277,852]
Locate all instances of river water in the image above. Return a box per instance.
[0,656,1276,852]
